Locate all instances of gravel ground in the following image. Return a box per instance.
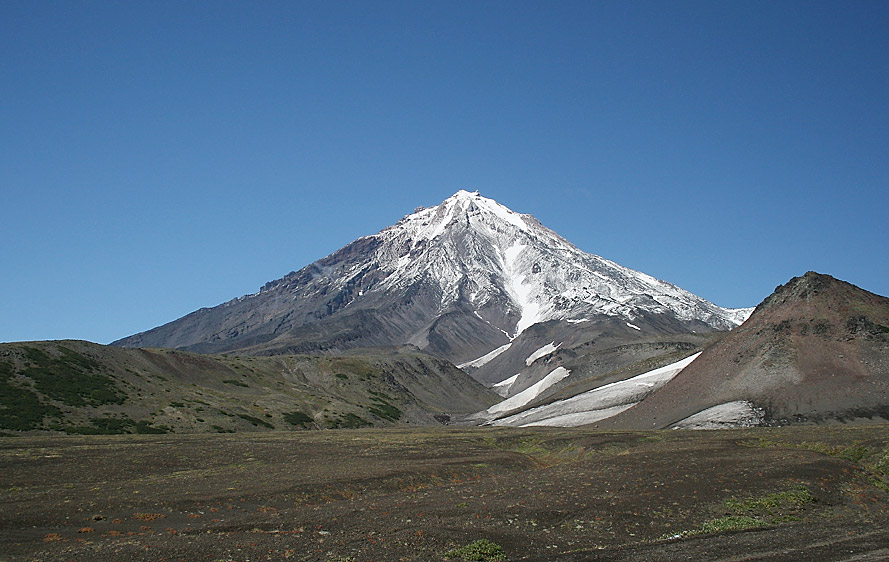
[2,425,888,561]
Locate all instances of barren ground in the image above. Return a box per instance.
[2,425,889,561]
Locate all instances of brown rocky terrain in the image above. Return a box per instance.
[2,425,888,561]
[599,272,889,430]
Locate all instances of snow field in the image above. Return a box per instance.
[490,353,702,427]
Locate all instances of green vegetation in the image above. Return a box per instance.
[329,357,381,380]
[723,487,815,517]
[665,485,817,540]
[444,539,507,561]
[368,401,402,421]
[282,411,314,427]
[19,346,125,407]
[0,361,62,430]
[366,390,402,421]
[135,421,169,434]
[64,416,135,435]
[222,379,249,387]
[742,436,889,491]
[325,413,370,429]
[698,515,762,534]
[236,413,275,429]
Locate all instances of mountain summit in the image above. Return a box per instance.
[114,191,750,369]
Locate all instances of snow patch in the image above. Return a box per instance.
[491,373,520,397]
[491,353,701,427]
[485,366,571,416]
[626,322,641,331]
[525,342,561,366]
[516,405,635,427]
[671,401,765,430]
[457,342,513,370]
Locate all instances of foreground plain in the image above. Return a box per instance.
[2,426,889,561]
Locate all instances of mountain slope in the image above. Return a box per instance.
[597,272,889,429]
[0,340,498,434]
[113,191,750,374]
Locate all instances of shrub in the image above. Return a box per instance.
[283,411,314,427]
[444,539,507,561]
[0,362,62,430]
[700,515,762,534]
[236,413,274,429]
[368,401,402,422]
[222,379,249,387]
[19,346,124,407]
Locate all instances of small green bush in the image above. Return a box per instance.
[222,379,249,387]
[368,400,402,422]
[444,539,507,561]
[283,411,314,427]
[64,416,134,435]
[325,413,370,429]
[237,413,274,429]
[723,487,815,515]
[134,421,169,434]
[700,515,762,534]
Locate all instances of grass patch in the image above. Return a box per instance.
[0,361,62,430]
[325,413,371,429]
[134,421,169,434]
[368,400,402,422]
[19,345,125,407]
[236,413,274,429]
[222,379,249,387]
[742,437,889,490]
[665,485,816,540]
[723,486,815,517]
[282,411,314,427]
[64,417,135,435]
[699,515,763,534]
[329,358,381,379]
[444,538,507,561]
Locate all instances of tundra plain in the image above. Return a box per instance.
[3,425,889,561]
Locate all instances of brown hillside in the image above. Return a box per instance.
[599,272,889,429]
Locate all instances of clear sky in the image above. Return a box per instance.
[2,1,888,345]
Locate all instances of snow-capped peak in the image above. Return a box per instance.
[364,191,751,337]
[387,190,532,242]
[113,189,753,360]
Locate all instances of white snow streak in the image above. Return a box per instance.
[485,366,571,416]
[626,322,641,331]
[525,342,561,366]
[456,343,513,370]
[491,353,701,427]
[502,241,540,336]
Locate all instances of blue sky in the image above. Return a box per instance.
[2,1,888,344]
